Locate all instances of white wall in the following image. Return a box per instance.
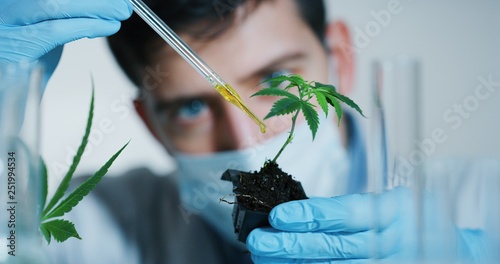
[41,0,500,184]
[326,0,500,158]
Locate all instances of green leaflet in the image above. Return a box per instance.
[265,97,302,120]
[258,74,294,87]
[312,90,329,117]
[39,221,51,244]
[40,157,48,215]
[286,74,306,87]
[300,102,319,140]
[251,87,299,101]
[313,81,337,92]
[333,92,365,117]
[325,94,343,126]
[41,219,81,243]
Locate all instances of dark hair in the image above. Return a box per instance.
[107,0,325,88]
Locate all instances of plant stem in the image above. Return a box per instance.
[272,109,300,163]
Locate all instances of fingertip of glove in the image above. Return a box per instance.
[269,200,307,227]
[88,20,122,39]
[111,0,134,21]
[246,230,260,253]
[123,0,134,19]
[246,228,284,255]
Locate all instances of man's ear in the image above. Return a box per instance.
[133,99,160,141]
[326,20,355,95]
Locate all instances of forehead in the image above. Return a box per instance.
[148,0,318,99]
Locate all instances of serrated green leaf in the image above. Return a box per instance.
[300,102,319,140]
[287,74,306,86]
[312,86,336,96]
[285,81,298,90]
[264,97,302,120]
[333,92,365,117]
[251,87,300,101]
[312,91,329,117]
[313,81,337,93]
[42,219,81,243]
[43,141,130,220]
[42,86,95,217]
[325,94,343,125]
[258,74,293,87]
[40,157,48,216]
[40,222,51,244]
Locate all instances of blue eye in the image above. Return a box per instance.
[177,99,208,120]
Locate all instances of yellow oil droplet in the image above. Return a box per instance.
[259,123,266,133]
[215,83,267,133]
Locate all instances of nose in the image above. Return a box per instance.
[215,100,259,152]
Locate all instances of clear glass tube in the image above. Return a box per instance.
[371,56,421,190]
[370,57,461,262]
[0,62,49,263]
[130,0,219,83]
[368,56,425,262]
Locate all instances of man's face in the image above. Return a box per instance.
[142,0,328,154]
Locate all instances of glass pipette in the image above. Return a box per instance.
[129,0,266,133]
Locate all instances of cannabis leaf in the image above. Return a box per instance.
[266,98,302,119]
[252,74,364,163]
[39,81,129,244]
[40,219,81,244]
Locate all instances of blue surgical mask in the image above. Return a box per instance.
[173,115,350,244]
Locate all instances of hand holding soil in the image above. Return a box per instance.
[222,74,364,243]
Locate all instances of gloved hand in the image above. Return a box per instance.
[247,187,491,263]
[0,0,133,85]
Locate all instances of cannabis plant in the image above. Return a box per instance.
[252,74,364,163]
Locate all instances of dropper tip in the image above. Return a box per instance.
[259,123,267,133]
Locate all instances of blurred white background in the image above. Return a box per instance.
[41,0,500,184]
[326,0,500,159]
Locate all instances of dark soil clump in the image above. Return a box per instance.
[234,160,308,213]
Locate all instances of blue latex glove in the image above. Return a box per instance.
[247,187,492,263]
[0,0,133,86]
